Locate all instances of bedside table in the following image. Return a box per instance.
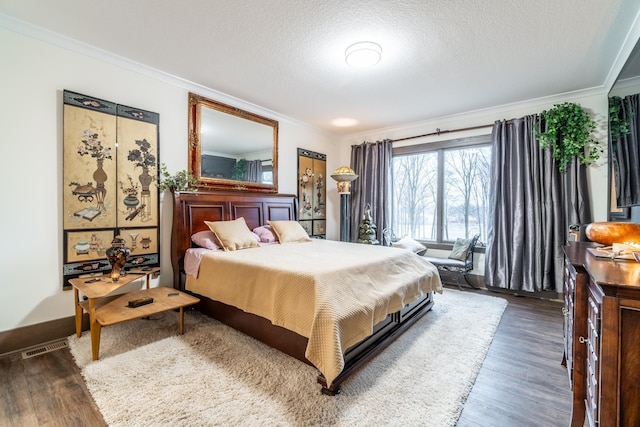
[68,268,199,360]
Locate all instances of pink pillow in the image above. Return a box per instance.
[253,225,278,243]
[191,230,221,250]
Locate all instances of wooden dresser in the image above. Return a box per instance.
[564,242,640,427]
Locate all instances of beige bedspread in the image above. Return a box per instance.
[186,239,442,387]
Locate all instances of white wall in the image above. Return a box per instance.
[0,27,339,332]
[338,90,611,275]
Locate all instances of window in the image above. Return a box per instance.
[262,164,273,184]
[392,136,492,244]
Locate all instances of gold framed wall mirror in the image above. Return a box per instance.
[188,92,278,192]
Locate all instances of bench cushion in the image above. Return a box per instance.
[422,255,467,270]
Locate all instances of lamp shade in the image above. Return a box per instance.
[331,166,358,194]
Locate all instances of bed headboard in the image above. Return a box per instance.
[171,190,298,289]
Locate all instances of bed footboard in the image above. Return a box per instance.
[193,290,434,395]
[318,291,434,395]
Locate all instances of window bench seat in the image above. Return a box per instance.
[422,234,480,290]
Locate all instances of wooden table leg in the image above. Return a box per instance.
[74,288,83,338]
[178,306,184,335]
[88,298,102,361]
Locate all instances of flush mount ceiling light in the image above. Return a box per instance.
[330,117,359,127]
[345,41,382,68]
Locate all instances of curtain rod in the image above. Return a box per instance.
[390,120,519,143]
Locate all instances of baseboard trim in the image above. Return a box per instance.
[0,272,559,356]
[0,313,89,357]
[484,286,563,302]
[438,273,562,301]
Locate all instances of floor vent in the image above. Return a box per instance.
[21,340,68,359]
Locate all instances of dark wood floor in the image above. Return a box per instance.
[0,342,106,427]
[0,287,572,427]
[456,288,572,426]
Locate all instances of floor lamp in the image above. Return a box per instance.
[330,166,358,242]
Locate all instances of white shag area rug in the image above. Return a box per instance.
[68,289,507,427]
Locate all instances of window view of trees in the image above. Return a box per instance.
[392,142,491,243]
[393,152,438,239]
[443,146,491,241]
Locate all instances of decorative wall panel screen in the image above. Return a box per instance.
[62,90,159,289]
[297,148,326,238]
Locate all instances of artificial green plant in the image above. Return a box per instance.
[157,163,198,192]
[232,159,246,180]
[608,96,631,141]
[536,102,601,173]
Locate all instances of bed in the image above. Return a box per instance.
[171,190,442,394]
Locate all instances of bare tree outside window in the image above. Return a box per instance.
[471,148,491,241]
[444,146,491,240]
[392,140,491,244]
[392,153,437,239]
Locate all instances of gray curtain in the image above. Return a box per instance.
[612,94,640,207]
[484,115,591,292]
[245,160,263,182]
[350,140,393,243]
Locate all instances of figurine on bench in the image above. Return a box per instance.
[422,234,480,290]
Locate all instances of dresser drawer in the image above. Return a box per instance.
[585,284,602,427]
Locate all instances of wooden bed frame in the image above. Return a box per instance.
[170,190,434,395]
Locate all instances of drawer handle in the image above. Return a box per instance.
[579,336,588,344]
[562,307,569,316]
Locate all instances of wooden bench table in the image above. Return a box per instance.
[69,270,199,360]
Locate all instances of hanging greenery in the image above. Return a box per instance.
[232,159,246,180]
[157,163,198,192]
[608,96,631,141]
[536,102,601,173]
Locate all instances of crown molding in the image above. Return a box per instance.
[341,85,609,143]
[603,8,640,92]
[0,13,334,138]
[609,75,640,94]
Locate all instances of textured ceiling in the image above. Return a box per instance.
[1,0,640,135]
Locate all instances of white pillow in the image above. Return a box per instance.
[448,238,472,260]
[392,236,427,255]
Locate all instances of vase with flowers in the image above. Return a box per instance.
[127,138,156,221]
[119,174,140,211]
[77,129,113,212]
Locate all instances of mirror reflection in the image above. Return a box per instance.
[608,37,640,219]
[188,92,278,192]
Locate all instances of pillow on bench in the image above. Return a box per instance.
[392,236,427,255]
[448,237,472,261]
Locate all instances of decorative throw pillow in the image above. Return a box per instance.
[268,220,312,243]
[205,217,261,251]
[253,225,278,243]
[191,230,221,250]
[392,236,427,255]
[448,238,472,261]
